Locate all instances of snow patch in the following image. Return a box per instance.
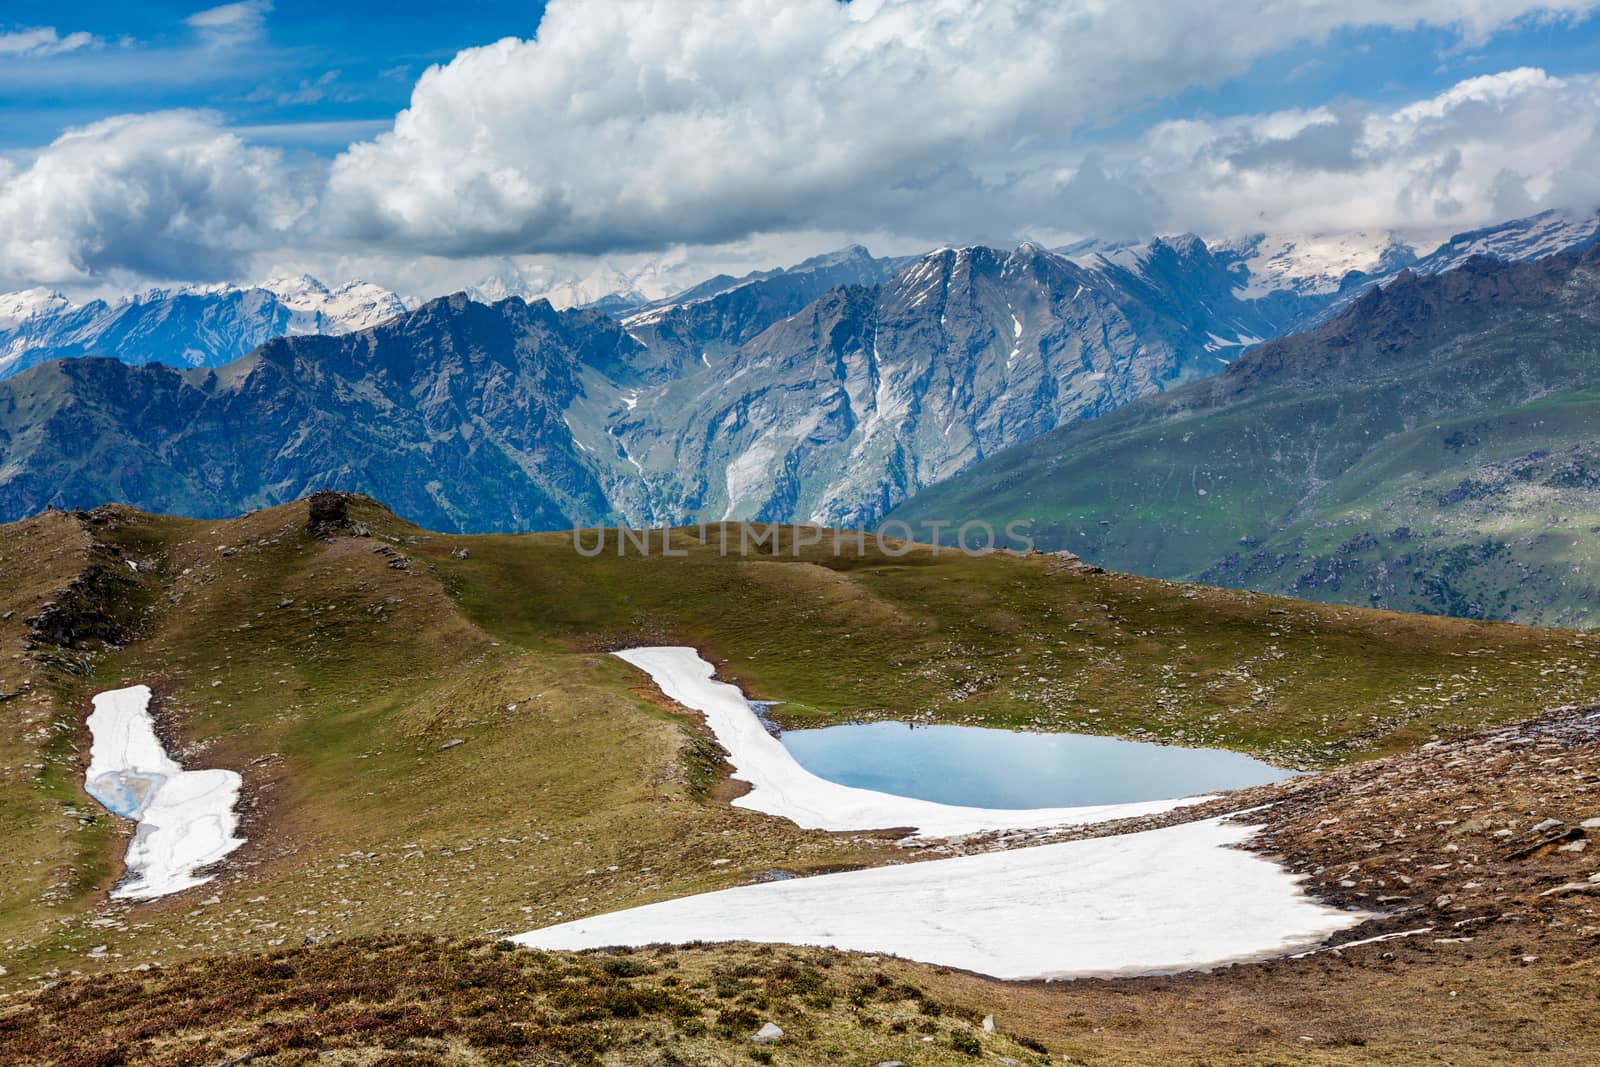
[515,815,1366,980]
[83,686,244,900]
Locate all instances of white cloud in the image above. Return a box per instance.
[185,1,273,47]
[1095,67,1600,240]
[0,27,96,57]
[0,111,306,288]
[5,0,1600,294]
[320,0,1600,257]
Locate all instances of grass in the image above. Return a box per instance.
[0,496,1597,1064]
[436,519,1600,765]
[886,265,1600,627]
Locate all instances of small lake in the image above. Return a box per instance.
[778,720,1296,809]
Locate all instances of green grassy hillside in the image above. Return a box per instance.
[3,496,1597,983]
[2,495,1598,1063]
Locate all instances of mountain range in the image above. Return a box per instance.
[890,241,1600,627]
[0,231,1328,531]
[0,209,1597,570]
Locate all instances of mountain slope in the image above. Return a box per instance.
[888,244,1600,626]
[616,244,912,382]
[5,213,1598,537]
[604,238,1309,525]
[0,240,1311,531]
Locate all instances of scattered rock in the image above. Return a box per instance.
[752,1022,784,1044]
[982,1014,996,1033]
[438,739,465,751]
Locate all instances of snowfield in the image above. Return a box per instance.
[515,816,1367,980]
[613,647,1208,837]
[84,685,245,900]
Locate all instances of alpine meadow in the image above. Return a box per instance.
[3,2,1600,1065]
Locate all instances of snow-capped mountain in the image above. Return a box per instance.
[1209,207,1600,301]
[595,237,1308,526]
[3,207,1599,530]
[3,211,1600,534]
[254,275,414,333]
[1406,208,1600,275]
[1210,231,1420,299]
[0,288,73,330]
[0,277,410,380]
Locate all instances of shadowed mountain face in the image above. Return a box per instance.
[888,245,1600,627]
[0,295,628,532]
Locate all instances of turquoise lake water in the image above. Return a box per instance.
[778,720,1296,808]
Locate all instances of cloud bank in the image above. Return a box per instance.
[3,0,1600,290]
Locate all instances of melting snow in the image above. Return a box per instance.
[83,686,244,900]
[515,815,1366,980]
[513,648,1364,980]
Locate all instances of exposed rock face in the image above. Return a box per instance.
[0,240,1304,532]
[619,244,911,383]
[306,491,351,537]
[606,238,1306,525]
[1,216,1596,544]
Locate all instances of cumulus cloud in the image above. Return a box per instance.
[5,0,1600,291]
[1109,67,1600,239]
[0,111,306,288]
[0,27,96,57]
[320,0,1600,257]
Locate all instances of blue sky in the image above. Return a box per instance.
[0,1,550,151]
[2,1,1599,299]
